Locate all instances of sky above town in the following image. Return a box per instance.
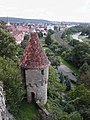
[0,0,90,22]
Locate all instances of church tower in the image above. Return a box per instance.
[20,32,50,105]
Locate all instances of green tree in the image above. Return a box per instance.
[54,26,58,31]
[0,28,17,60]
[45,48,54,56]
[84,53,90,65]
[45,49,60,67]
[46,66,66,120]
[0,57,25,114]
[69,112,83,120]
[0,20,6,26]
[45,34,53,45]
[68,84,90,109]
[17,44,24,59]
[69,39,79,47]
[61,31,66,39]
[48,29,54,35]
[64,104,75,114]
[81,26,90,36]
[0,20,7,29]
[38,32,43,38]
[70,42,90,68]
[79,68,90,88]
[49,43,58,51]
[21,34,29,49]
[79,62,89,74]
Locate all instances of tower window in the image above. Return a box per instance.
[41,69,44,75]
[31,92,35,102]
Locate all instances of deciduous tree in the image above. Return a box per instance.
[0,28,17,60]
[0,57,25,114]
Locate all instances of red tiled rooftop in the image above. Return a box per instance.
[16,26,30,32]
[20,32,50,69]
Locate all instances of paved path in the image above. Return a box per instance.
[58,64,77,82]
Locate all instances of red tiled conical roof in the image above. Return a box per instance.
[20,32,50,69]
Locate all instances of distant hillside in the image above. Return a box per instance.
[0,17,50,23]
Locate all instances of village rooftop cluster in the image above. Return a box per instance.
[5,21,77,44]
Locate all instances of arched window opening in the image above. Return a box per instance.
[41,69,44,75]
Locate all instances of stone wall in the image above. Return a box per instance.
[25,67,49,105]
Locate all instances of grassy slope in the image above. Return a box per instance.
[16,101,39,120]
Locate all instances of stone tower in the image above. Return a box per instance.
[20,32,50,105]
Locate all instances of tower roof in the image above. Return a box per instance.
[20,32,50,69]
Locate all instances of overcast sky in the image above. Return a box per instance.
[0,0,90,22]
